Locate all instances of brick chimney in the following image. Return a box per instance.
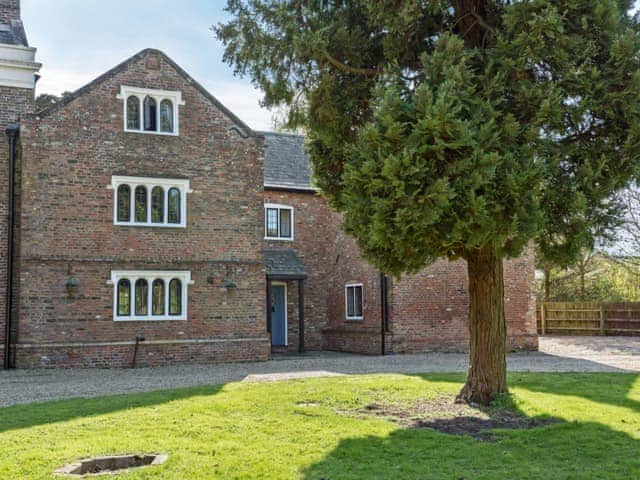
[0,0,19,25]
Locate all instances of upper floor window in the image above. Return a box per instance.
[264,204,293,240]
[111,270,191,321]
[345,283,364,321]
[110,176,190,228]
[118,86,183,135]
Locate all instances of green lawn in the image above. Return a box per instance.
[0,373,638,479]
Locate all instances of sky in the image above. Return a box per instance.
[21,1,640,132]
[22,0,274,130]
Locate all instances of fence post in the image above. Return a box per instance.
[599,304,605,336]
[541,303,546,335]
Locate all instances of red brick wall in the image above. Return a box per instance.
[0,85,33,364]
[0,0,19,24]
[265,188,537,355]
[263,190,339,350]
[389,249,538,353]
[14,50,269,367]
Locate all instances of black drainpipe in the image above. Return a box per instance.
[380,272,388,356]
[4,124,19,370]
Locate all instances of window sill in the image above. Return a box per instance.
[114,222,186,229]
[124,129,179,137]
[345,317,364,322]
[264,237,294,241]
[114,316,187,322]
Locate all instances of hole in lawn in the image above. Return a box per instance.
[55,454,168,477]
[344,395,561,441]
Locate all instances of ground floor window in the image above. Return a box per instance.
[345,283,363,320]
[111,271,191,321]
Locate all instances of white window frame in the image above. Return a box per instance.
[345,283,364,321]
[109,176,191,228]
[117,86,184,136]
[110,270,192,321]
[264,203,294,240]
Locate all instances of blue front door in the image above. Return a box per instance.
[271,284,287,346]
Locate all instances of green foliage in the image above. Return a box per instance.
[539,252,640,301]
[0,374,638,478]
[217,0,640,275]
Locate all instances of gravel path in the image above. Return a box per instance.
[0,336,638,407]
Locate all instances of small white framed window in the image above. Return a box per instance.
[345,283,364,321]
[264,203,294,240]
[117,86,184,136]
[111,270,192,321]
[109,176,191,228]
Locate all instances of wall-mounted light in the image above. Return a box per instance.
[221,265,237,291]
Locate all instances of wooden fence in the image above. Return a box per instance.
[537,302,640,335]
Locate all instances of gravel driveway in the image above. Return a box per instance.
[0,336,638,407]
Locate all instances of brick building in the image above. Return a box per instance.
[1,2,537,368]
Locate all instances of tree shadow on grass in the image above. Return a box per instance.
[0,384,223,434]
[301,420,640,480]
[302,372,640,479]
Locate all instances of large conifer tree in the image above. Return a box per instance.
[217,1,640,404]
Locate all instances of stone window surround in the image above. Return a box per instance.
[109,270,192,321]
[345,283,364,321]
[264,203,294,241]
[109,176,191,228]
[117,85,184,136]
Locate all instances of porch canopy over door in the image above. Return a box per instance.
[264,249,307,353]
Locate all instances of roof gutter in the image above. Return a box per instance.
[3,123,18,369]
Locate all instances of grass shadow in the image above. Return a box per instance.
[0,384,223,433]
[301,420,640,479]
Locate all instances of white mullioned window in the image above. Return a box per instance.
[264,203,294,240]
[345,283,364,320]
[117,86,184,135]
[111,271,192,321]
[110,176,191,228]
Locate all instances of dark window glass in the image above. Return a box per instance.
[117,184,130,222]
[135,279,148,316]
[126,95,140,130]
[143,96,157,131]
[151,186,164,223]
[354,286,363,317]
[266,208,278,237]
[169,279,182,315]
[279,209,291,238]
[347,287,355,317]
[347,285,363,318]
[117,279,130,316]
[135,186,147,222]
[160,99,174,133]
[168,188,181,224]
[152,279,165,315]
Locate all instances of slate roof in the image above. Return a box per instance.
[264,249,308,279]
[262,132,314,191]
[0,20,28,46]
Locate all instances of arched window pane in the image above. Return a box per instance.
[152,279,165,315]
[126,95,140,130]
[143,96,157,131]
[169,279,182,315]
[151,186,164,223]
[117,279,130,316]
[168,188,181,224]
[135,186,147,222]
[117,184,130,222]
[160,99,174,133]
[135,279,148,316]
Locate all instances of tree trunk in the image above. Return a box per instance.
[456,245,507,406]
